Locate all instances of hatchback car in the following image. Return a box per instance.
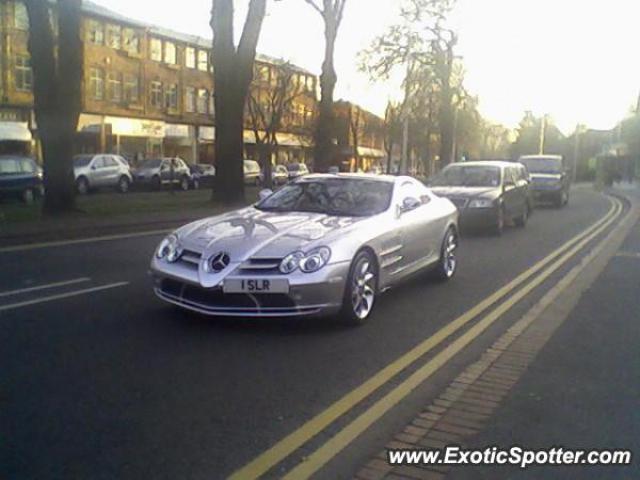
[260,164,289,186]
[0,155,43,204]
[73,154,133,194]
[428,161,531,235]
[135,157,193,190]
[244,159,261,186]
[151,174,459,324]
[286,162,310,180]
[519,155,570,207]
[189,163,216,189]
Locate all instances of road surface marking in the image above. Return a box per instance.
[229,196,621,480]
[0,229,170,254]
[282,197,625,479]
[0,282,129,312]
[0,277,91,298]
[615,251,640,259]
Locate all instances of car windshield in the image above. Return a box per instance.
[287,164,300,171]
[256,178,393,216]
[430,165,501,187]
[73,155,93,167]
[520,157,562,174]
[140,159,163,169]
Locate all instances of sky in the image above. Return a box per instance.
[92,0,640,134]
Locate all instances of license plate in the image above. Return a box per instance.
[223,278,289,294]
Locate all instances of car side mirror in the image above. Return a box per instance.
[259,189,273,201]
[399,196,421,215]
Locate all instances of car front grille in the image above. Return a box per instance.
[237,257,282,275]
[177,249,202,270]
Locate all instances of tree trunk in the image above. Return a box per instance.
[314,19,338,172]
[211,0,266,205]
[258,143,273,189]
[25,0,82,215]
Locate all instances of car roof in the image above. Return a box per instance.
[446,161,514,169]
[519,154,563,160]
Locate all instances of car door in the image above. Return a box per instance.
[501,167,520,220]
[160,159,172,184]
[105,156,121,186]
[89,156,108,186]
[395,179,441,271]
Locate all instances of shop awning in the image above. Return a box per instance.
[357,146,386,158]
[0,122,32,142]
[243,130,313,147]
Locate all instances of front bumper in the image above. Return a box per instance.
[151,262,350,318]
[458,206,500,229]
[530,185,563,201]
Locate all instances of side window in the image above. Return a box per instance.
[93,157,105,169]
[504,168,515,185]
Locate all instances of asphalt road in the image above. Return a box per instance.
[0,188,616,480]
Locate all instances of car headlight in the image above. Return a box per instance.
[279,247,331,274]
[468,199,494,208]
[279,251,304,274]
[155,234,182,262]
[299,247,331,273]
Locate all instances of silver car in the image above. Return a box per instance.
[135,157,192,190]
[73,154,133,194]
[150,174,459,324]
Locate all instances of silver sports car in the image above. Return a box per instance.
[150,174,459,324]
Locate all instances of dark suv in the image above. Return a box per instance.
[519,155,570,207]
[428,161,531,235]
[0,155,43,204]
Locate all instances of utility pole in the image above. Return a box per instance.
[400,58,413,175]
[538,114,547,155]
[572,124,583,183]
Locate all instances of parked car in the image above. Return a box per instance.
[150,174,459,324]
[189,163,216,189]
[518,155,570,207]
[135,157,193,191]
[259,164,289,186]
[0,155,43,204]
[244,159,261,186]
[286,162,310,180]
[73,154,133,194]
[428,161,531,235]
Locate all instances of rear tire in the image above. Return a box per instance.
[180,176,189,191]
[514,204,529,227]
[339,250,378,326]
[117,176,130,193]
[152,175,161,190]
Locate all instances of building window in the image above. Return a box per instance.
[106,24,121,49]
[197,88,209,114]
[124,74,139,103]
[197,50,208,71]
[149,38,162,62]
[164,41,176,64]
[306,76,314,91]
[107,72,123,103]
[185,87,196,113]
[185,47,196,69]
[165,83,178,110]
[14,1,29,30]
[209,94,215,117]
[150,81,163,107]
[123,28,139,54]
[89,67,105,100]
[87,19,104,45]
[256,64,270,83]
[14,55,33,92]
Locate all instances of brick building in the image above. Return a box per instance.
[0,0,317,167]
[334,100,386,172]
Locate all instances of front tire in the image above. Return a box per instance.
[491,205,505,236]
[514,204,529,227]
[76,177,89,195]
[22,188,35,204]
[180,176,190,191]
[434,227,458,281]
[340,250,378,326]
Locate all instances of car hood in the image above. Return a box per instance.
[175,207,364,261]
[429,186,500,199]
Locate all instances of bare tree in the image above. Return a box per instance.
[211,0,267,204]
[246,63,307,188]
[384,102,402,174]
[302,0,347,172]
[348,104,362,171]
[24,0,83,215]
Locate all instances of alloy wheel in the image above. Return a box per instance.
[351,258,376,320]
[443,231,458,278]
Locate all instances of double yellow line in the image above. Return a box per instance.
[231,196,623,480]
